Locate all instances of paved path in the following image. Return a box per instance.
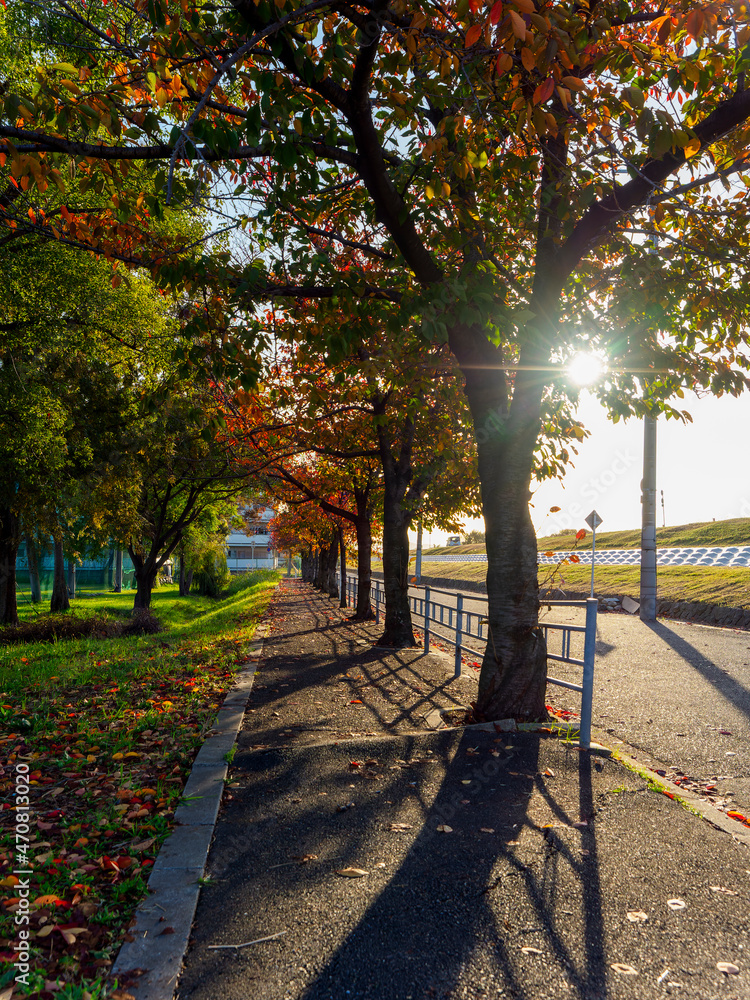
[173,582,750,1000]
[394,582,750,820]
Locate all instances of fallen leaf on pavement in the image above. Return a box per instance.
[337,867,369,877]
[521,947,542,955]
[666,899,686,910]
[626,911,648,922]
[544,768,555,777]
[710,886,738,895]
[716,962,740,975]
[610,964,638,975]
[480,828,495,834]
[389,823,412,832]
[436,825,453,833]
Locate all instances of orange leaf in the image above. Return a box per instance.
[521,46,536,71]
[465,24,483,46]
[685,9,704,39]
[549,505,561,512]
[533,77,555,104]
[489,1,503,25]
[575,529,586,540]
[33,894,62,907]
[509,9,527,38]
[569,554,580,563]
[350,699,363,704]
[561,75,585,91]
[496,51,513,74]
[544,550,555,558]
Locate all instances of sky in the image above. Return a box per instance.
[419,389,750,546]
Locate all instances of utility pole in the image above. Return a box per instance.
[415,520,423,584]
[640,416,657,621]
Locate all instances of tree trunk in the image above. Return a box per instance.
[25,533,42,603]
[313,547,324,590]
[114,549,123,593]
[129,547,159,610]
[50,536,70,613]
[178,544,192,596]
[376,418,417,647]
[338,527,347,609]
[351,516,374,621]
[326,540,338,598]
[452,323,548,722]
[0,506,20,625]
[67,559,76,599]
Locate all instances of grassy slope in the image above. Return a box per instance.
[0,572,279,999]
[368,519,750,608]
[424,517,750,556]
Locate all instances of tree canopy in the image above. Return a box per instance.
[3,0,750,715]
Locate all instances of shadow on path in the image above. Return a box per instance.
[646,620,750,723]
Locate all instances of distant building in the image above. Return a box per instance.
[226,505,278,572]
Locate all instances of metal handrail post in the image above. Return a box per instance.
[375,579,380,623]
[454,593,464,678]
[423,586,431,653]
[579,597,598,748]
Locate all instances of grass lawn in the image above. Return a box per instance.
[0,571,279,1000]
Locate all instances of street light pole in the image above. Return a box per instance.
[640,416,658,621]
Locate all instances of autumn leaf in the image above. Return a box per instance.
[509,10,527,39]
[465,24,483,47]
[489,1,503,25]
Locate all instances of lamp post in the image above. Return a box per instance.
[640,415,658,621]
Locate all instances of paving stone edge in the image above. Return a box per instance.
[109,624,269,1000]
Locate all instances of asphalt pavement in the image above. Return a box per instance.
[169,581,750,1000]
[404,583,750,819]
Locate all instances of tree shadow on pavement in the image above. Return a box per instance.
[178,731,611,1000]
[646,621,750,722]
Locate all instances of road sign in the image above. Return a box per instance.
[585,510,603,530]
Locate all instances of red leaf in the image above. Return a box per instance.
[489,1,503,24]
[465,24,483,47]
[575,529,587,540]
[533,77,555,105]
[569,554,580,563]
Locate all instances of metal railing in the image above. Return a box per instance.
[338,572,597,748]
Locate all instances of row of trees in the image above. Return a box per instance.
[2,0,750,719]
[0,237,254,623]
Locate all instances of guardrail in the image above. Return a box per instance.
[338,572,597,748]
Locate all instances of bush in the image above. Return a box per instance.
[121,608,163,635]
[0,608,162,644]
[192,539,231,597]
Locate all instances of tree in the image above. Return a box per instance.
[5,0,750,717]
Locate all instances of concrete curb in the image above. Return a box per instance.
[607,744,750,850]
[109,624,269,1000]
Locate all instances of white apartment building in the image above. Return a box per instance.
[226,505,278,572]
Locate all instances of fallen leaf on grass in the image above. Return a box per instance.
[666,899,686,910]
[716,962,740,975]
[626,911,648,922]
[337,867,369,877]
[610,963,637,975]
